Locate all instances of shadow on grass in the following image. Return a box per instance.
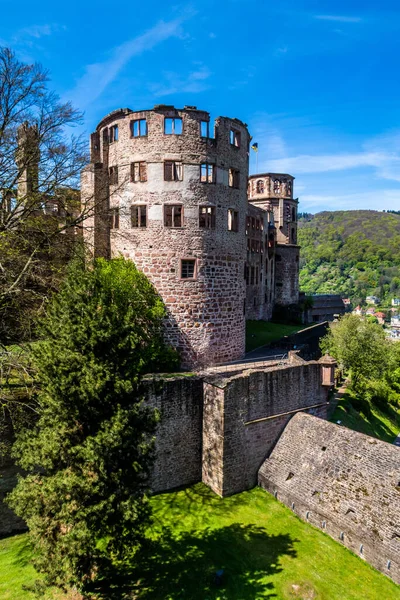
[90,523,297,599]
[332,393,398,443]
[149,483,255,529]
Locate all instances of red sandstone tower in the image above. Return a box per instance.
[81,105,250,368]
[248,173,300,306]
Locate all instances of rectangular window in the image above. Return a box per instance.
[164,161,183,181]
[229,129,241,147]
[109,207,119,229]
[229,168,240,189]
[109,166,118,185]
[164,117,182,135]
[250,266,255,285]
[131,119,147,137]
[164,204,183,227]
[199,205,216,229]
[131,205,147,228]
[131,161,147,182]
[200,120,209,137]
[109,125,118,143]
[228,209,239,232]
[181,259,196,279]
[200,163,215,183]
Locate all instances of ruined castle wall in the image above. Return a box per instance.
[274,244,300,305]
[258,413,400,585]
[81,106,250,368]
[245,203,274,320]
[144,376,204,493]
[203,361,329,496]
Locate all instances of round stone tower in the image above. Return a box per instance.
[81,105,250,368]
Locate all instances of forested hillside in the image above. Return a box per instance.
[298,210,400,303]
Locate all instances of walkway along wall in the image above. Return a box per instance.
[258,413,400,585]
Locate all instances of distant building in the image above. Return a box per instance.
[366,295,380,305]
[375,311,386,325]
[366,307,376,316]
[391,315,400,328]
[353,305,363,316]
[302,294,345,324]
[392,298,400,307]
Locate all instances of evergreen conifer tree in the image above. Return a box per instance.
[7,257,176,592]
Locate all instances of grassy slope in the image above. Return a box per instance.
[2,485,399,600]
[330,392,399,443]
[246,321,303,352]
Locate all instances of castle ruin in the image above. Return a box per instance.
[81,105,299,368]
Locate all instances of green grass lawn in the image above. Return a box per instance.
[330,392,399,443]
[1,484,399,599]
[246,321,304,352]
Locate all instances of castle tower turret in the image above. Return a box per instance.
[16,122,40,200]
[248,173,299,306]
[82,105,250,368]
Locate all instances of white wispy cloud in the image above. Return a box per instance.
[149,65,211,96]
[314,15,362,23]
[256,127,400,183]
[66,15,193,109]
[264,151,400,181]
[16,24,66,40]
[301,189,400,212]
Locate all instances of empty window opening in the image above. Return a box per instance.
[322,521,326,529]
[247,238,251,251]
[273,179,281,194]
[292,206,296,221]
[291,228,296,243]
[359,544,363,555]
[339,532,344,541]
[250,267,255,285]
[200,163,215,183]
[109,166,119,185]
[253,298,256,307]
[243,299,246,314]
[256,179,264,194]
[228,209,239,232]
[229,168,240,189]
[251,217,256,229]
[256,219,260,230]
[287,180,292,196]
[109,208,119,229]
[164,161,183,181]
[321,446,327,451]
[131,205,147,228]
[164,117,182,135]
[131,119,147,137]
[230,128,241,147]
[109,125,119,143]
[199,205,216,229]
[200,120,209,137]
[291,502,295,510]
[181,259,196,279]
[275,254,281,261]
[164,204,183,227]
[131,161,147,182]
[286,472,294,481]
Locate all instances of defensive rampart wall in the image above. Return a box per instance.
[258,413,400,585]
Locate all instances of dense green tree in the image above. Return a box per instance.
[320,314,389,394]
[7,257,177,593]
[298,210,400,303]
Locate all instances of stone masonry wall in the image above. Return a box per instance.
[82,106,250,368]
[144,376,204,493]
[258,413,400,585]
[202,359,329,496]
[274,244,300,306]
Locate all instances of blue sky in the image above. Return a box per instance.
[1,0,400,213]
